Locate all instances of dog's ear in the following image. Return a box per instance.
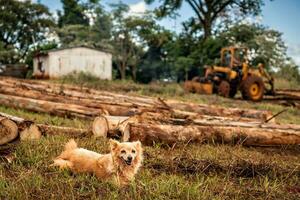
[134,141,142,149]
[109,139,120,151]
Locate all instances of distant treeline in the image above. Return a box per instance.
[0,0,299,83]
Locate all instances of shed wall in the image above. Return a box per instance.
[48,48,112,80]
[33,47,112,80]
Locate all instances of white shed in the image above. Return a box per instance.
[33,46,112,80]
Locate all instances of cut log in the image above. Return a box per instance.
[124,123,300,146]
[165,100,274,122]
[37,124,91,137]
[0,93,104,119]
[20,124,41,140]
[0,117,18,145]
[92,116,109,137]
[92,115,136,138]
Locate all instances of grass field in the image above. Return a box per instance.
[0,74,299,199]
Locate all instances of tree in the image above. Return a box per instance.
[174,57,194,81]
[0,0,54,63]
[276,61,300,84]
[57,0,112,49]
[145,0,265,40]
[219,23,287,69]
[58,0,89,27]
[110,2,137,80]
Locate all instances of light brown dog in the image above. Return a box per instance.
[52,139,143,186]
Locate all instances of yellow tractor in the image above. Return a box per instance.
[184,46,274,101]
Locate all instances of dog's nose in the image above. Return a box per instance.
[127,156,132,162]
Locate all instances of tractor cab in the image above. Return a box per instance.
[220,47,248,68]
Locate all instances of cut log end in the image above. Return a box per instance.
[0,118,18,145]
[20,124,42,141]
[92,116,109,138]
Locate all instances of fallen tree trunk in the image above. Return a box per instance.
[0,117,18,145]
[0,93,104,119]
[165,100,274,122]
[37,124,91,137]
[91,113,260,139]
[124,123,300,146]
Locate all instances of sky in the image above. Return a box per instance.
[37,0,300,65]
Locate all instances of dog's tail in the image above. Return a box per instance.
[64,139,77,151]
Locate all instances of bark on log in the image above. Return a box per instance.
[124,123,300,146]
[37,124,91,137]
[0,117,18,145]
[0,93,104,119]
[165,100,274,122]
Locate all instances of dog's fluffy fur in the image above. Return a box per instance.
[52,139,143,186]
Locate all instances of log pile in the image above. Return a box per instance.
[0,77,273,121]
[0,76,299,146]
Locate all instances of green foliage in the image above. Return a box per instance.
[275,62,300,84]
[0,0,296,86]
[220,23,288,69]
[0,0,54,62]
[0,42,18,64]
[174,56,194,81]
[58,0,89,27]
[57,0,112,50]
[146,0,265,39]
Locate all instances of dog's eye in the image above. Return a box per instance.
[121,150,126,154]
[132,150,136,154]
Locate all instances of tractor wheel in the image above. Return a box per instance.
[241,75,264,101]
[218,80,230,97]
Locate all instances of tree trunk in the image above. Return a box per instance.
[124,123,300,146]
[120,62,126,80]
[203,20,212,41]
[132,65,137,82]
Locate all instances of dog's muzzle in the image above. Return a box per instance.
[123,156,132,165]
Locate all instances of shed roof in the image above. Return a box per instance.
[34,45,112,57]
